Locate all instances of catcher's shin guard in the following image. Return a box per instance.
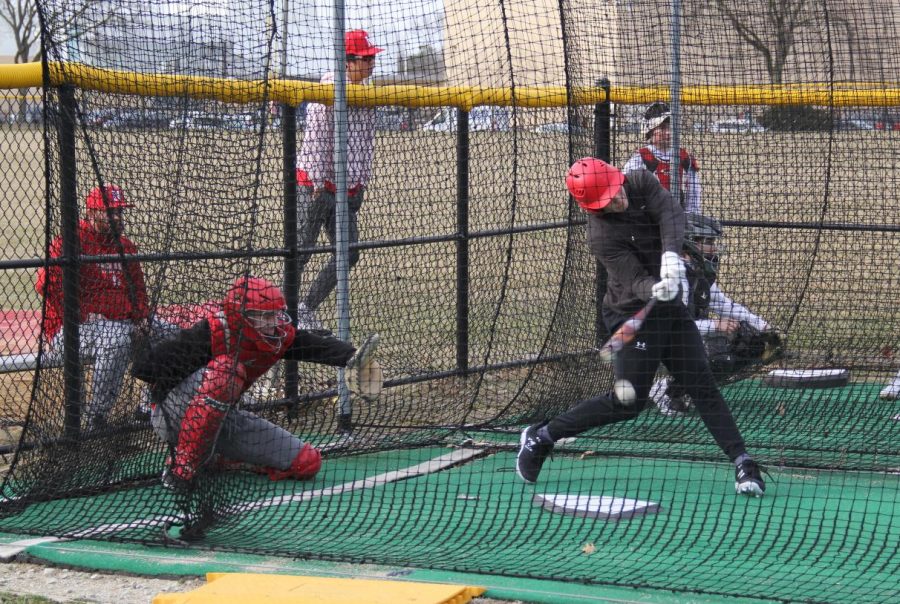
[265,444,322,481]
[170,396,230,483]
[170,357,247,483]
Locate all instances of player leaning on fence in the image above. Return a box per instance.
[294,29,383,331]
[131,276,383,488]
[515,158,767,496]
[36,184,172,432]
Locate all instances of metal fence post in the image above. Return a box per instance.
[456,109,470,373]
[57,84,83,441]
[593,77,612,346]
[282,103,299,404]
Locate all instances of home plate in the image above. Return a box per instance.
[762,368,850,389]
[534,493,660,520]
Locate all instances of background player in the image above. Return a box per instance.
[37,184,172,431]
[623,101,702,213]
[651,212,782,415]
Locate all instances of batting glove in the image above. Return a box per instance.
[651,278,681,302]
[660,251,686,282]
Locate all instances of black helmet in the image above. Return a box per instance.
[684,212,723,241]
[683,212,723,278]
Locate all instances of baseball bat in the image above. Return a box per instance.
[597,298,657,362]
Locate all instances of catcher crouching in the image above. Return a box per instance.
[131,276,382,488]
[651,212,784,415]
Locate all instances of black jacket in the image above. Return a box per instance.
[586,169,685,325]
[131,320,355,402]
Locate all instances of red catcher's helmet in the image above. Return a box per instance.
[86,184,132,210]
[565,157,625,212]
[223,276,292,351]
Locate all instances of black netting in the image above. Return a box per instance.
[0,1,898,602]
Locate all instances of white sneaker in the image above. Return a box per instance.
[878,377,900,400]
[650,377,680,417]
[297,302,324,331]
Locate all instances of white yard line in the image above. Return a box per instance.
[6,447,489,547]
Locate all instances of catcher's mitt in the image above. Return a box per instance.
[345,333,383,401]
[704,322,785,384]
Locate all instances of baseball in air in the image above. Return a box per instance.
[614,379,636,405]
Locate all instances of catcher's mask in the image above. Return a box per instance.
[684,212,724,275]
[224,276,292,350]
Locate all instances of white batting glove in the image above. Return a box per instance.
[651,278,680,302]
[652,251,685,302]
[660,251,686,282]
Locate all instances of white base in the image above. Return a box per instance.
[534,493,660,520]
[763,368,850,389]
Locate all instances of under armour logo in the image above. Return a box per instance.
[700,292,707,300]
[634,341,647,351]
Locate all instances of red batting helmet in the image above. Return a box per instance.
[224,276,292,351]
[345,30,383,57]
[565,157,625,212]
[86,184,132,210]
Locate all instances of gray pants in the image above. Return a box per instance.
[297,187,364,311]
[151,369,303,471]
[49,317,176,430]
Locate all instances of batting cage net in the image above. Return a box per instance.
[0,1,898,602]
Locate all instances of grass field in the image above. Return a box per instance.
[1,123,899,428]
[0,120,899,604]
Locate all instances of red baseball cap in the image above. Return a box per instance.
[86,184,132,210]
[345,30,383,57]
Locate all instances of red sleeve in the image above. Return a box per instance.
[40,237,65,337]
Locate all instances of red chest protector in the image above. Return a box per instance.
[206,308,297,389]
[638,147,698,192]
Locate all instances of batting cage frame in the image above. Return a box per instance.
[0,1,898,602]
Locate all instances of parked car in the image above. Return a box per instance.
[531,122,590,135]
[5,104,43,125]
[708,118,766,133]
[102,108,171,129]
[375,107,411,131]
[421,106,511,132]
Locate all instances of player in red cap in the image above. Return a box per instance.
[294,29,384,331]
[36,183,173,432]
[131,276,383,488]
[515,159,767,497]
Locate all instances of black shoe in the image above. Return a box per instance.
[336,413,354,435]
[735,459,766,497]
[516,424,554,484]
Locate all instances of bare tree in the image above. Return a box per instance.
[712,0,816,85]
[0,0,40,63]
[1,1,117,122]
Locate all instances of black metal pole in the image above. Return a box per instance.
[593,77,612,347]
[456,109,470,373]
[57,85,82,442]
[282,104,299,403]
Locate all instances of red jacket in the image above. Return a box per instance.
[36,220,150,339]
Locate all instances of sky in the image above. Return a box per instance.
[1,25,16,57]
[0,0,445,71]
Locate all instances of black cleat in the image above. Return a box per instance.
[735,459,766,497]
[515,424,554,484]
